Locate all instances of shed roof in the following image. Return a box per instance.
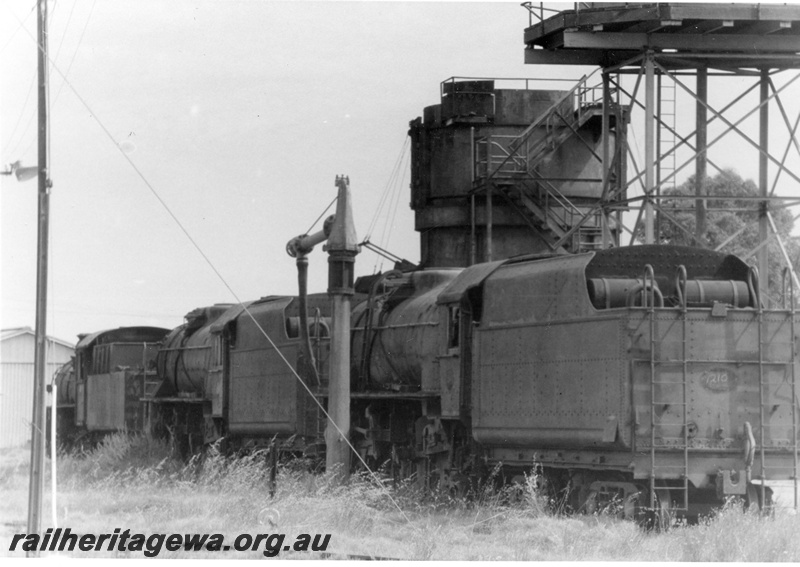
[1,327,75,349]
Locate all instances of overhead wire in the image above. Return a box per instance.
[363,142,398,239]
[50,0,96,106]
[304,194,337,234]
[0,1,35,55]
[364,136,409,240]
[365,137,409,272]
[383,147,410,249]
[51,0,77,64]
[3,72,37,159]
[1,3,38,158]
[4,0,66,159]
[10,9,418,531]
[9,0,96,162]
[374,144,409,272]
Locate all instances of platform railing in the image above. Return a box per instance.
[468,73,603,248]
[520,2,563,27]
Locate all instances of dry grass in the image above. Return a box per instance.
[1,435,799,560]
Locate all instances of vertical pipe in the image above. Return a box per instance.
[790,276,798,509]
[601,72,611,248]
[649,267,657,508]
[678,265,689,511]
[269,439,277,498]
[470,127,476,266]
[486,184,493,262]
[644,53,655,244]
[326,294,351,477]
[696,67,708,244]
[325,176,358,480]
[486,135,493,263]
[758,69,770,304]
[615,71,623,248]
[296,255,319,385]
[50,381,57,530]
[27,0,50,551]
[757,274,766,506]
[758,69,770,507]
[50,377,58,530]
[470,193,476,266]
[656,72,663,241]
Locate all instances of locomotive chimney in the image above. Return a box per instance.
[325,175,359,479]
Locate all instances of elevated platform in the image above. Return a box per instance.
[524,3,800,69]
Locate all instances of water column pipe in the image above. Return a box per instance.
[325,176,360,480]
[286,214,336,386]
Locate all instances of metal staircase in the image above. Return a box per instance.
[472,72,617,253]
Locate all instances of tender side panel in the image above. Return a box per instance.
[227,345,298,435]
[473,318,627,448]
[85,372,125,430]
[226,300,298,436]
[472,255,630,449]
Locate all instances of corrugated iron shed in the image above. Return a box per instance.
[1,327,74,448]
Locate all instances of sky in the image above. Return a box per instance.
[3,0,800,344]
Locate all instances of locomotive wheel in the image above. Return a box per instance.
[426,464,467,498]
[745,483,774,516]
[573,485,636,519]
[440,471,469,498]
[745,483,759,512]
[636,488,674,531]
[571,484,599,515]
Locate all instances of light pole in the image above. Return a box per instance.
[1,0,55,555]
[1,156,50,551]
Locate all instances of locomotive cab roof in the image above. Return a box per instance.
[75,326,171,351]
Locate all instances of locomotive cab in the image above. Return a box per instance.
[64,326,170,447]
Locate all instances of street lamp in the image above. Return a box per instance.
[1,161,40,182]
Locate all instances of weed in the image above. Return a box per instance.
[2,437,799,560]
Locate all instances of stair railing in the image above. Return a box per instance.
[472,69,614,250]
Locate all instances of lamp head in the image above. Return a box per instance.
[13,162,39,182]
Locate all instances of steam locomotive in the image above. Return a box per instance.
[51,75,800,522]
[54,243,799,520]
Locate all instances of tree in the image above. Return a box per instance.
[655,168,800,303]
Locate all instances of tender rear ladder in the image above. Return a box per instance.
[754,268,800,509]
[648,264,689,512]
